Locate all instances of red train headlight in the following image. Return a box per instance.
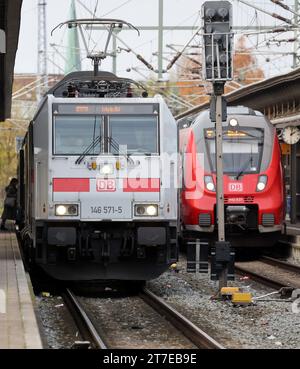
[256,175,268,192]
[204,176,216,192]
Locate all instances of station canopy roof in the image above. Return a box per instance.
[0,0,23,121]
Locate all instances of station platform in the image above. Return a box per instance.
[286,222,300,236]
[282,222,300,261]
[0,227,43,349]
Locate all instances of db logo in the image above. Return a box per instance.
[96,179,116,192]
[228,183,243,192]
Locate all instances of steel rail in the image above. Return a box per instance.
[260,256,300,274]
[140,288,224,349]
[235,256,300,290]
[63,289,108,349]
[234,264,287,289]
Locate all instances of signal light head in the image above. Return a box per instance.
[218,7,229,19]
[219,53,227,65]
[205,8,216,18]
[202,1,233,82]
[206,55,213,65]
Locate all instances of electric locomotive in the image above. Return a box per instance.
[17,71,178,281]
[178,106,285,248]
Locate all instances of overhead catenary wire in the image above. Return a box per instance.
[270,0,300,18]
[12,77,44,97]
[87,0,99,51]
[57,0,299,79]
[101,0,133,17]
[166,24,202,71]
[6,119,28,131]
[166,44,201,67]
[131,67,195,109]
[74,1,157,72]
[12,78,59,100]
[235,0,297,26]
[36,0,300,101]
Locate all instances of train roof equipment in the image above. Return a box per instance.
[50,18,149,98]
[47,71,148,98]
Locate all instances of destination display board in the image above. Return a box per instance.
[53,104,159,115]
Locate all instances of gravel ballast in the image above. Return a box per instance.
[78,294,196,349]
[148,257,300,349]
[36,257,300,349]
[36,295,83,349]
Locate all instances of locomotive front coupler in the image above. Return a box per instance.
[226,206,249,226]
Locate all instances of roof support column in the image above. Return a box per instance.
[0,29,5,53]
[293,1,300,68]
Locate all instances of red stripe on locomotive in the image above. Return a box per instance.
[53,178,90,192]
[123,178,160,192]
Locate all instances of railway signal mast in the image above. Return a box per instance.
[202,1,234,289]
[37,1,48,101]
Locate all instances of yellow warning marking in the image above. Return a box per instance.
[220,287,240,296]
[232,292,253,305]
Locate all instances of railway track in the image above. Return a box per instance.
[62,289,108,349]
[63,287,224,349]
[261,256,300,274]
[235,256,300,290]
[140,288,224,349]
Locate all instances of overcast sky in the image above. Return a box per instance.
[15,0,297,80]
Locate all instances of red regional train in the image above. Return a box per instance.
[178,106,285,248]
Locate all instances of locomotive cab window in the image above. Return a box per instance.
[109,116,158,155]
[205,128,264,177]
[54,116,102,155]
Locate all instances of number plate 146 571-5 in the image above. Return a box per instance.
[81,200,131,219]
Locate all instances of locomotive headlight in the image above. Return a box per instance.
[204,176,216,192]
[55,204,78,216]
[256,175,268,192]
[135,206,146,215]
[100,163,114,175]
[229,118,238,127]
[55,205,68,216]
[68,205,78,215]
[134,204,158,217]
[146,205,158,216]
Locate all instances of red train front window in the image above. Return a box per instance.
[205,128,264,179]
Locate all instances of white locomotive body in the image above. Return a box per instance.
[18,72,178,281]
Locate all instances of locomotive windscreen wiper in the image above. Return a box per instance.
[75,135,102,165]
[76,136,134,165]
[236,156,254,180]
[108,137,134,165]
